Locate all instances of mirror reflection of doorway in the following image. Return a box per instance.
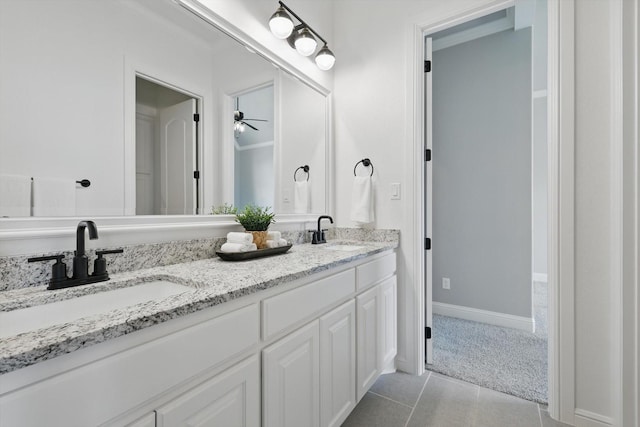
[233,84,274,211]
[135,76,199,215]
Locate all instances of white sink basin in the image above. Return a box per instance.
[0,281,191,339]
[323,244,365,251]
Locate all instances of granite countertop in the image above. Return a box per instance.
[0,240,397,375]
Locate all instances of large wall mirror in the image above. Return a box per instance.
[0,0,330,221]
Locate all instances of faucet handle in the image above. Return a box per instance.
[28,254,68,286]
[93,249,123,278]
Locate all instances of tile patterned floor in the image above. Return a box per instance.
[342,371,571,427]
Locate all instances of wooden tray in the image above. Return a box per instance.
[216,244,293,261]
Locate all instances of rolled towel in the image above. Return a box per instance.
[265,240,280,249]
[267,230,281,241]
[278,238,288,247]
[226,232,254,244]
[220,242,257,252]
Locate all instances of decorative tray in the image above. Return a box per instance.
[216,244,293,261]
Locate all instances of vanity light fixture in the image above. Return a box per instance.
[268,1,335,70]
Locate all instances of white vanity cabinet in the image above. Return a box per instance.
[155,356,260,427]
[0,249,396,427]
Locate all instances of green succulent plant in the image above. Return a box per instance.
[210,203,238,215]
[235,205,275,231]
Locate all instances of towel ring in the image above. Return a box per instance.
[353,158,374,177]
[76,179,91,188]
[294,165,310,182]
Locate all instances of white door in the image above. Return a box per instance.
[135,112,155,215]
[159,99,196,215]
[263,321,320,427]
[319,300,356,427]
[125,413,155,427]
[380,276,397,369]
[155,356,260,427]
[424,36,434,365]
[356,286,380,402]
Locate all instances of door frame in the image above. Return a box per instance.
[124,64,204,216]
[409,0,575,421]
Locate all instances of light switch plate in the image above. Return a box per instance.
[390,183,401,200]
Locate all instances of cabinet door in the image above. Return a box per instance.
[319,300,356,427]
[356,285,381,402]
[263,320,320,427]
[155,356,260,427]
[380,276,397,369]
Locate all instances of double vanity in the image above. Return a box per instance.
[0,231,398,427]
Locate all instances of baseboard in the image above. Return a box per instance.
[574,409,613,427]
[533,272,548,283]
[432,302,535,332]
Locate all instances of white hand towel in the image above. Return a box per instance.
[226,232,254,244]
[0,174,31,217]
[32,177,76,217]
[350,176,374,224]
[294,181,310,214]
[267,230,281,241]
[278,238,288,247]
[220,242,257,252]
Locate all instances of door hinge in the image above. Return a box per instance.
[425,326,432,339]
[193,113,200,122]
[425,238,431,250]
[193,170,200,179]
[424,60,431,73]
[425,149,431,162]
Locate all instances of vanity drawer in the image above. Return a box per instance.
[356,252,396,291]
[262,269,356,341]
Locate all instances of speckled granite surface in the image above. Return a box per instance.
[0,238,397,374]
[0,230,311,292]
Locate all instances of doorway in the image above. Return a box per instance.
[424,3,549,404]
[135,76,200,215]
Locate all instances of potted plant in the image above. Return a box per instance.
[210,203,237,215]
[235,205,275,249]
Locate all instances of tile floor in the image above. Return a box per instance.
[342,371,571,427]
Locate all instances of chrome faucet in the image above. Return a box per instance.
[311,215,333,244]
[28,220,123,290]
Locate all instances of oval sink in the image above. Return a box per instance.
[0,281,191,339]
[323,244,365,251]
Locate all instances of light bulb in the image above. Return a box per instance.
[294,28,317,56]
[315,45,335,70]
[269,7,294,39]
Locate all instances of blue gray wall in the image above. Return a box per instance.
[432,28,533,318]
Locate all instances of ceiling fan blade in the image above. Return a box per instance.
[242,121,259,131]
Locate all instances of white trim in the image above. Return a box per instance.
[432,10,514,52]
[546,0,575,423]
[574,409,614,427]
[233,140,274,152]
[533,89,548,98]
[432,302,535,332]
[610,1,625,426]
[533,273,548,283]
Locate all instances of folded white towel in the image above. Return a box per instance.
[350,176,374,224]
[267,230,281,241]
[220,242,257,252]
[265,238,289,249]
[226,232,254,244]
[294,181,310,214]
[0,174,31,217]
[32,177,76,217]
